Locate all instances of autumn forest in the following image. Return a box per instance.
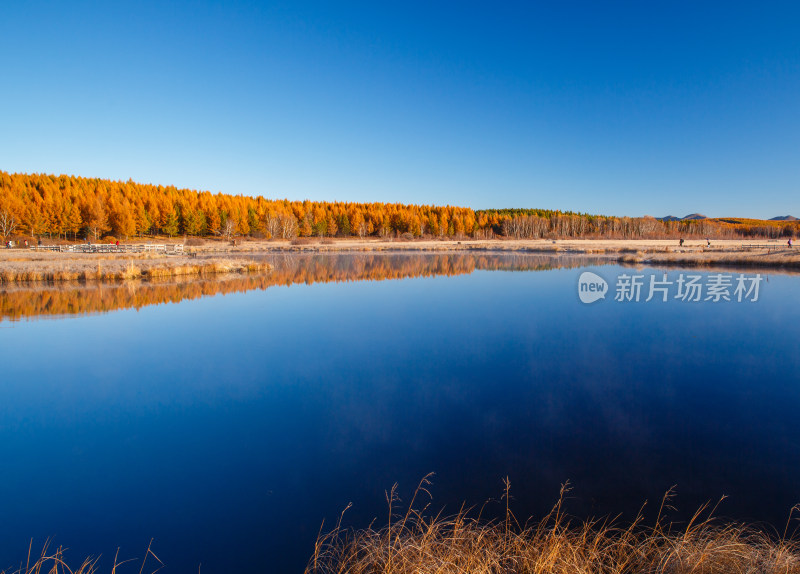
[0,171,796,242]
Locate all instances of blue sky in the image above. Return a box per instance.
[1,1,798,218]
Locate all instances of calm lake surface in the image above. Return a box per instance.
[2,253,799,573]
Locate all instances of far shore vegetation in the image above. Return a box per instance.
[3,170,800,283]
[1,171,797,246]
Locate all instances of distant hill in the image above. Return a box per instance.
[659,214,796,224]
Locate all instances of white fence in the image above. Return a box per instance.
[29,243,184,254]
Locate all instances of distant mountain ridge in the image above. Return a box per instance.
[657,214,797,222]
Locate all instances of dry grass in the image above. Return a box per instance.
[618,248,800,271]
[0,539,163,574]
[307,477,800,574]
[0,254,270,283]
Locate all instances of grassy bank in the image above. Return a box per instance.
[0,254,270,283]
[617,248,800,271]
[307,481,800,574]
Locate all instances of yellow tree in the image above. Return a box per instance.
[85,199,111,240]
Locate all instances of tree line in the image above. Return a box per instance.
[0,171,796,241]
[478,209,798,240]
[0,171,476,241]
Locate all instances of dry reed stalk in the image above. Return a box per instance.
[306,481,800,574]
[0,540,164,574]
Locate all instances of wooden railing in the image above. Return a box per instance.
[739,244,793,251]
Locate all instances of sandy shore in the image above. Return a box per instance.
[2,238,799,281]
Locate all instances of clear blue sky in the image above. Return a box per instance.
[1,1,798,218]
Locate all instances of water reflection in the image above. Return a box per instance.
[1,253,604,322]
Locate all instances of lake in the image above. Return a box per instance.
[1,252,799,573]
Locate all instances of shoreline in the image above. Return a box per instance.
[2,238,799,282]
[233,237,800,271]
